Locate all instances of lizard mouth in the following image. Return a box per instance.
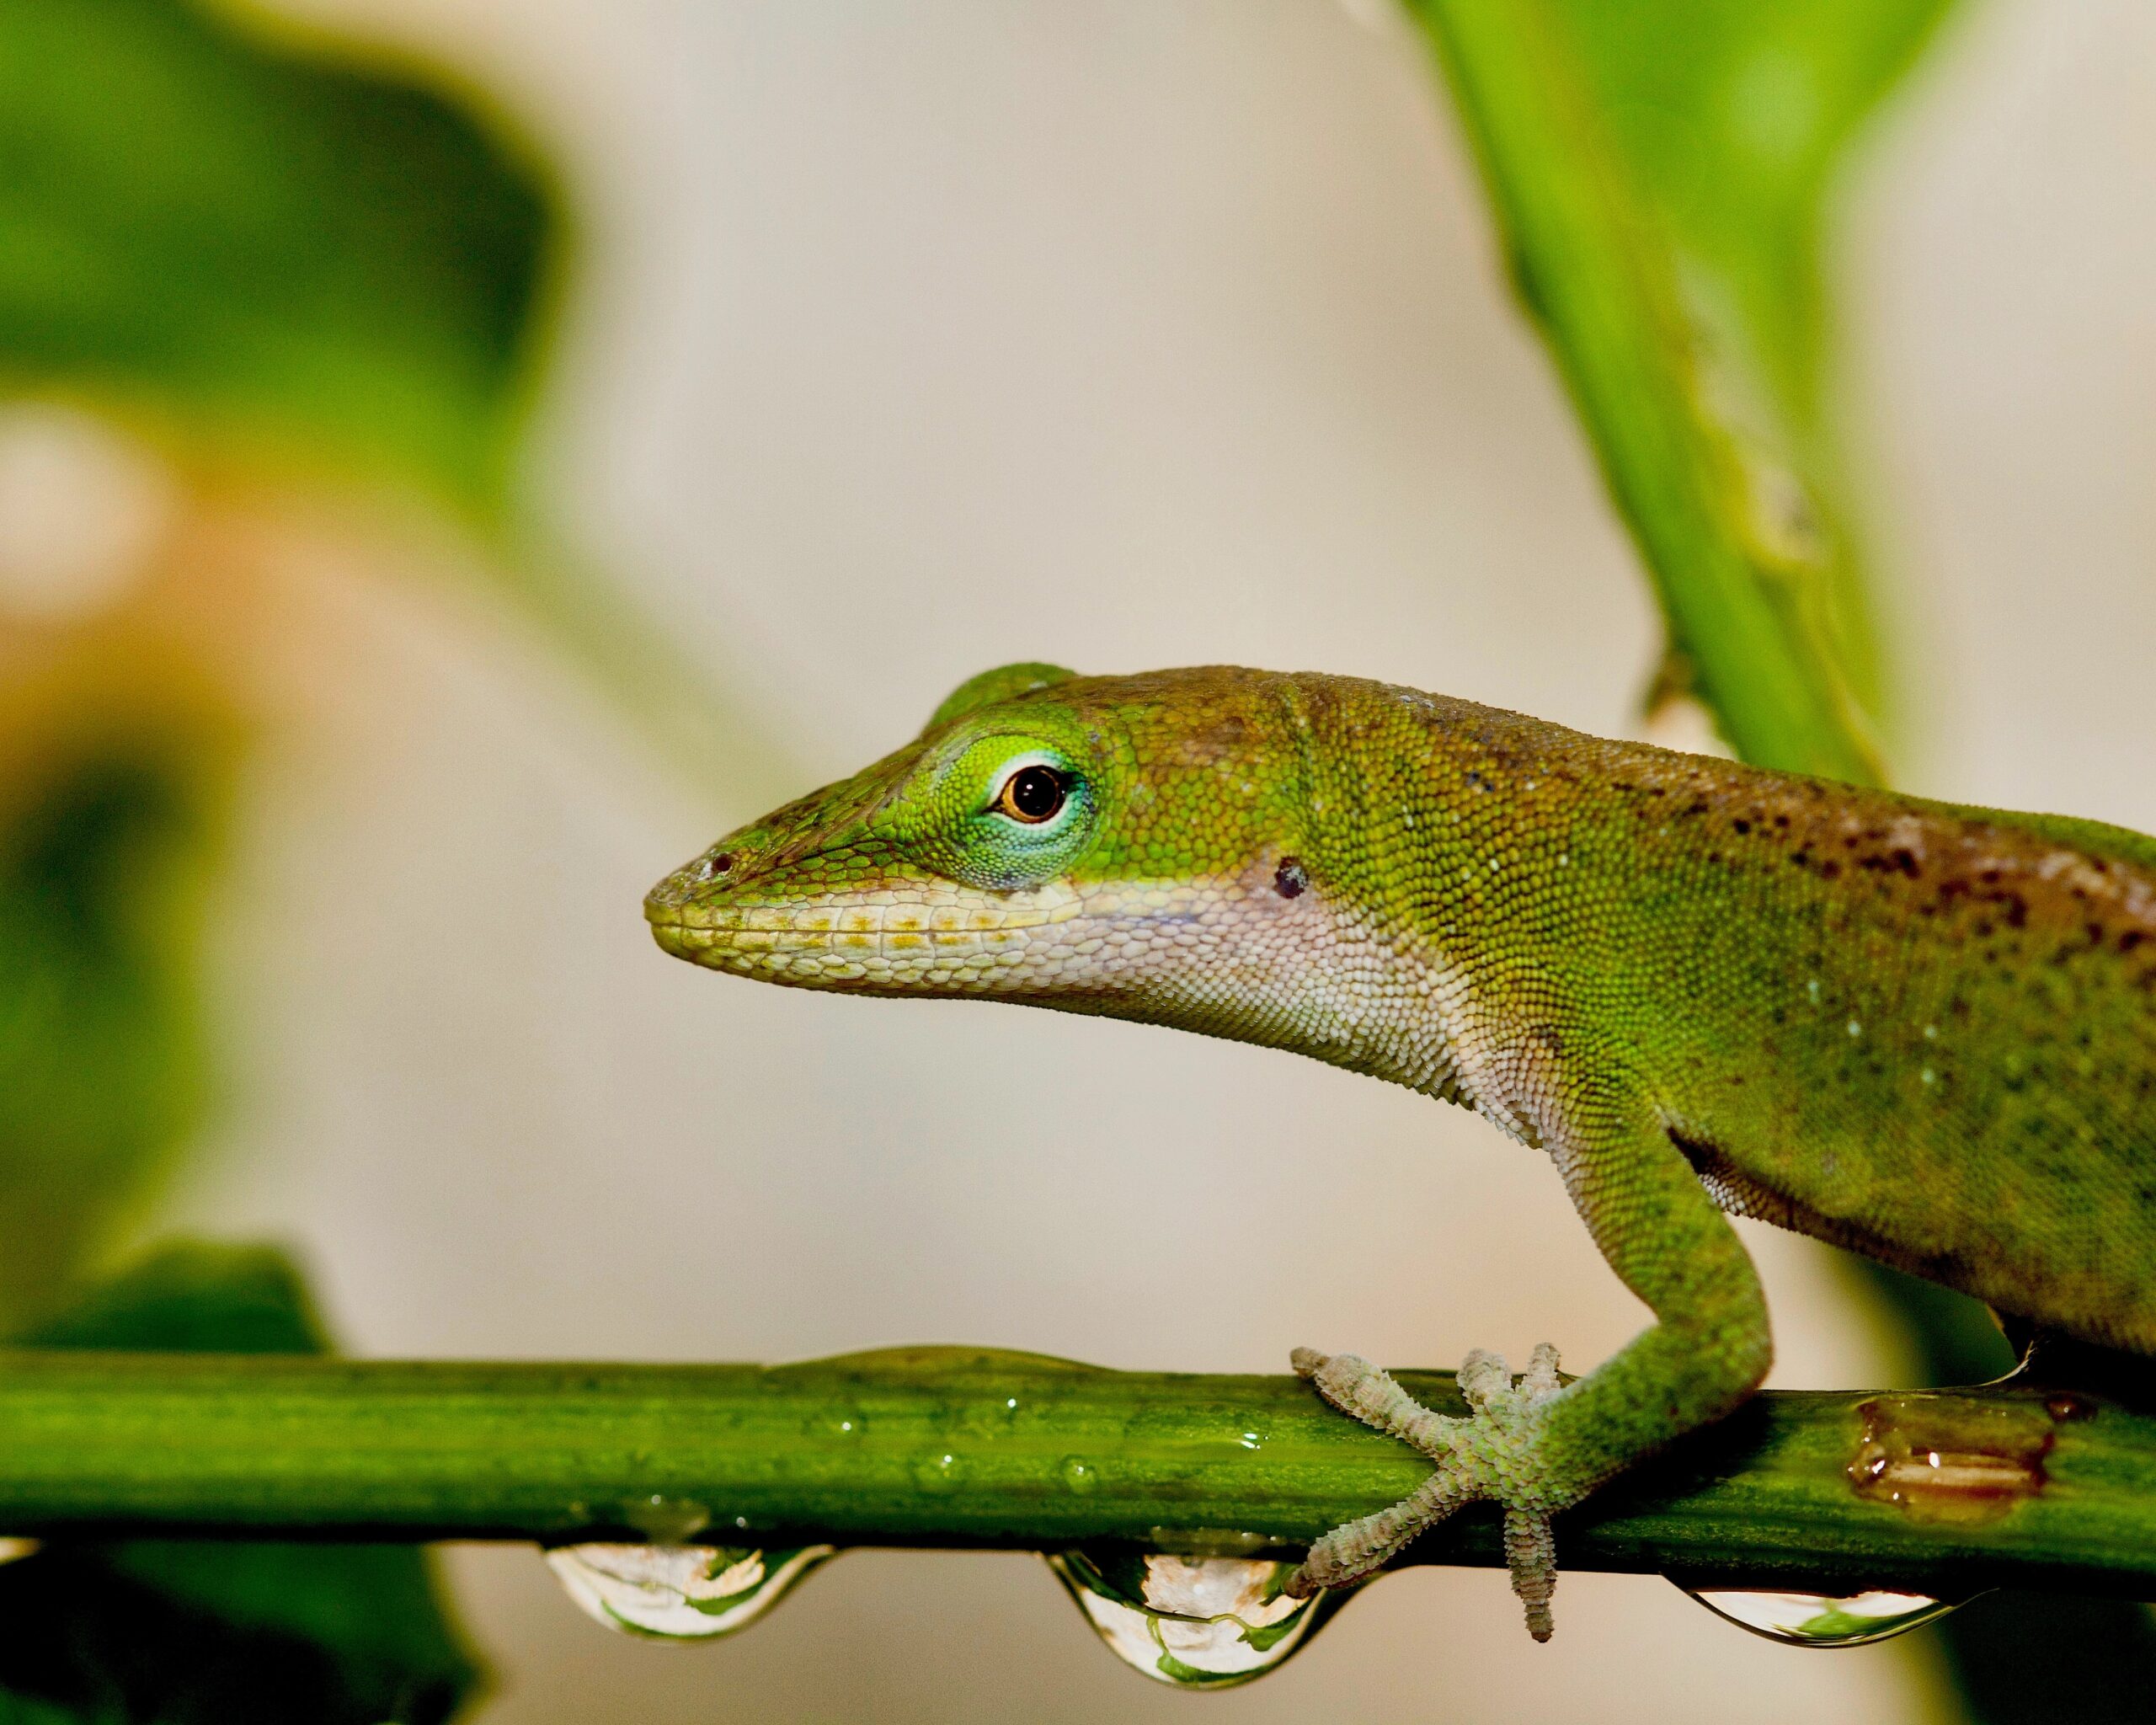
[644,882,1086,988]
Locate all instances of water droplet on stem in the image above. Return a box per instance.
[1048,1548,1354,1687]
[547,1541,835,1640]
[623,1493,710,1545]
[1676,1580,1967,1646]
[911,1451,966,1493]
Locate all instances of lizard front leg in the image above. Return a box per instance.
[1285,1095,1773,1638]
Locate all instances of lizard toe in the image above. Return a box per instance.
[1283,1342,1575,1636]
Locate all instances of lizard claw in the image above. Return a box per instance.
[1283,1344,1569,1641]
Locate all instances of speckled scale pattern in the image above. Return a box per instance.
[647,665,2156,1635]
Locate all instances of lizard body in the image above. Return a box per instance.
[645,665,2156,1635]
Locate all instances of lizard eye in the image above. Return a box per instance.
[992,763,1068,825]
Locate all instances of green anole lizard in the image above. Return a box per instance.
[644,664,2156,1639]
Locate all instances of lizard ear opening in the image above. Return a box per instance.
[924,662,1078,734]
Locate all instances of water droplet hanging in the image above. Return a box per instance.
[1047,1547,1358,1687]
[1675,1580,1966,1647]
[547,1541,835,1641]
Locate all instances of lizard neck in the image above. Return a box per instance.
[1021,836,1494,1119]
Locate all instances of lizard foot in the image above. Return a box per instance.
[1283,1343,1567,1641]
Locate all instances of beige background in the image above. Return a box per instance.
[139,1,2156,1718]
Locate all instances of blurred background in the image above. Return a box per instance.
[0,0,2150,1719]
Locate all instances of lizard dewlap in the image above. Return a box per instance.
[645,664,2156,1639]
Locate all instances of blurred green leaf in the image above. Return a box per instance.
[1409,0,1960,782]
[17,1237,324,1354]
[0,0,794,800]
[0,719,231,1328]
[0,0,550,505]
[0,1241,482,1725]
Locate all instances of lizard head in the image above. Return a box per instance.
[643,663,1322,1019]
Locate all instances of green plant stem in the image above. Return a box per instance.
[0,1346,2148,1595]
[1411,0,1886,784]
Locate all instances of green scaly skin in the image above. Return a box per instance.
[645,665,2156,1639]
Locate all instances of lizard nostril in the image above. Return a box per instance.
[695,852,737,884]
